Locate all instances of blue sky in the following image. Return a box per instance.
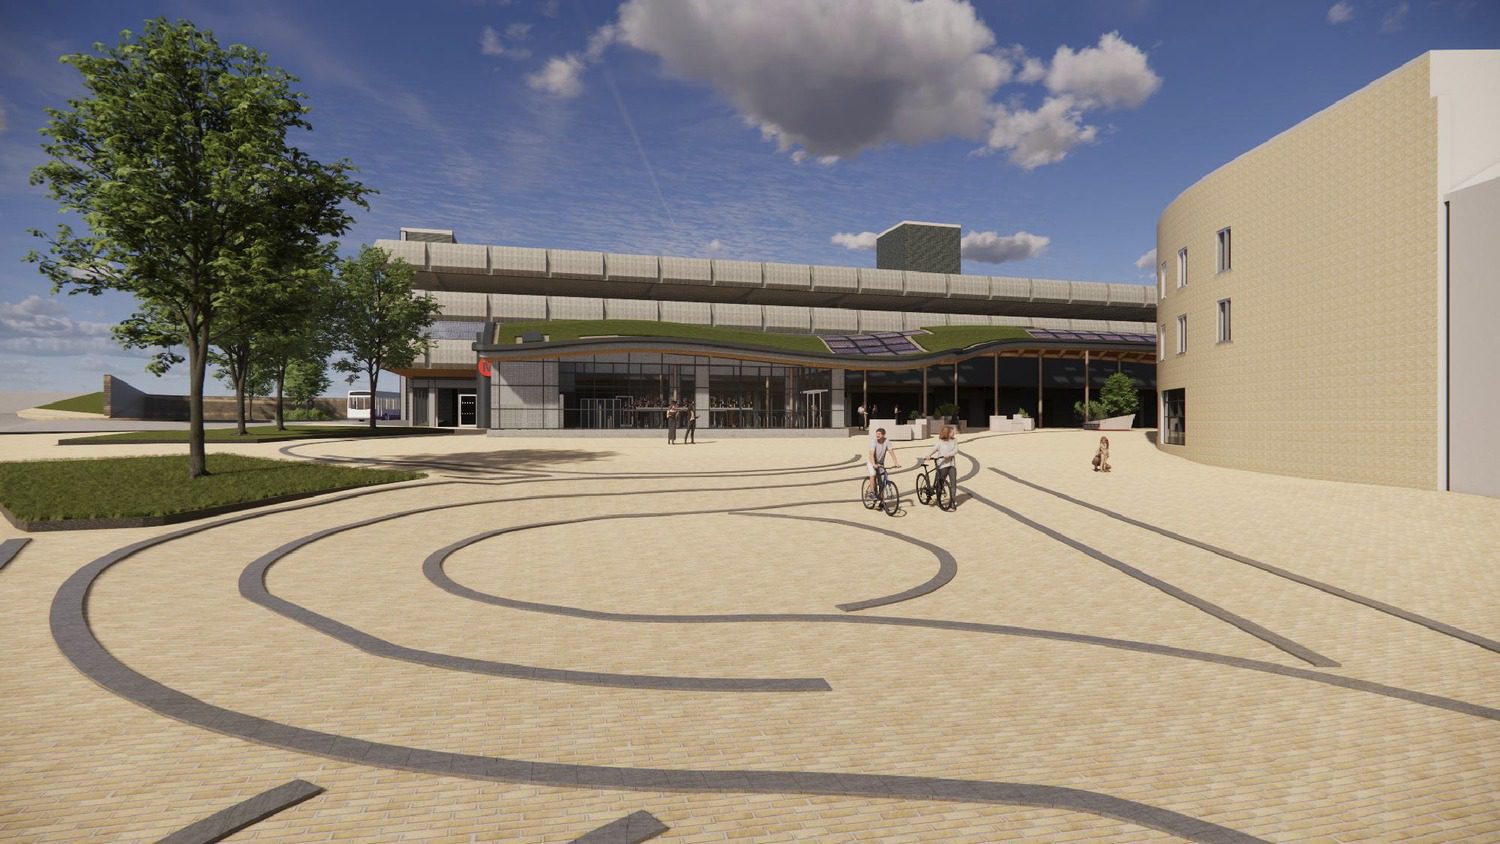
[1,0,1495,394]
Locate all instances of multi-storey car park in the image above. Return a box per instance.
[375,222,1160,435]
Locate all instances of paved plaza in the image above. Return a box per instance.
[1,428,1497,842]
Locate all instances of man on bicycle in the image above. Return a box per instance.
[924,425,959,508]
[866,427,901,501]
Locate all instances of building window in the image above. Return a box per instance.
[1162,388,1186,446]
[1216,227,1231,273]
[1158,323,1166,360]
[1176,314,1187,354]
[1177,248,1187,288]
[1217,298,1231,343]
[1158,261,1167,299]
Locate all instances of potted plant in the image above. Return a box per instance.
[906,408,927,438]
[1015,406,1034,431]
[934,402,962,427]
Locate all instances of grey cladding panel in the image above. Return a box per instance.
[712,302,762,329]
[490,294,547,322]
[763,262,812,290]
[605,253,660,282]
[764,305,811,333]
[712,259,763,287]
[376,239,427,269]
[660,300,711,325]
[858,309,902,332]
[428,243,489,274]
[491,246,547,276]
[604,298,658,321]
[990,276,1031,299]
[811,266,859,292]
[1108,283,1149,306]
[859,268,903,294]
[1069,281,1110,304]
[1030,279,1072,302]
[810,307,858,333]
[549,250,604,279]
[661,256,712,284]
[903,271,947,296]
[948,274,989,299]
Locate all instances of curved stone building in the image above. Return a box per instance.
[1155,51,1500,496]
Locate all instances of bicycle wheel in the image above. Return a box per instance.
[881,479,901,516]
[861,477,879,510]
[915,471,932,505]
[938,473,958,512]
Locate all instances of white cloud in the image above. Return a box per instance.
[1044,31,1161,110]
[960,230,1049,264]
[539,0,559,17]
[1328,2,1355,24]
[831,231,879,251]
[0,295,138,357]
[1381,2,1409,32]
[704,238,723,255]
[1134,247,1157,270]
[481,24,532,60]
[608,0,1008,158]
[982,96,1098,169]
[506,22,532,39]
[527,55,588,98]
[0,98,7,134]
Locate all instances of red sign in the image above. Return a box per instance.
[477,359,493,377]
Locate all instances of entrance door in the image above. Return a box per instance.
[459,393,477,427]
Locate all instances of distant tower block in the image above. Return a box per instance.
[876,221,961,274]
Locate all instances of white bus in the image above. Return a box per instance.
[347,390,400,421]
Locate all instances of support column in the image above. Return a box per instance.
[862,370,868,430]
[922,367,928,416]
[475,365,490,429]
[993,353,999,416]
[695,363,710,428]
[1036,354,1044,427]
[830,368,845,430]
[1083,349,1091,421]
[952,361,958,406]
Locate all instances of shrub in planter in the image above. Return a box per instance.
[1015,407,1029,419]
[285,407,335,421]
[1073,398,1108,421]
[906,409,922,422]
[1099,372,1141,418]
[934,402,961,421]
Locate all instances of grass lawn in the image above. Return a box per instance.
[910,326,1034,352]
[0,454,423,523]
[66,425,440,445]
[494,320,829,354]
[36,392,105,414]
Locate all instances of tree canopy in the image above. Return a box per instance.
[27,18,368,475]
[329,245,440,429]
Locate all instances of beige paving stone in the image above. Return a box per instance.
[1,430,1496,842]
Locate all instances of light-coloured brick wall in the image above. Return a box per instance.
[1156,55,1438,488]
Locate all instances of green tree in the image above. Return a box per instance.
[1099,371,1142,418]
[27,19,368,476]
[255,266,336,430]
[285,357,332,412]
[328,246,440,429]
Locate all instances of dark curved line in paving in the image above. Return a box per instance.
[535,454,865,478]
[414,503,1500,722]
[240,504,838,693]
[158,779,324,844]
[990,468,1500,656]
[424,509,956,616]
[46,559,1269,844]
[726,511,958,612]
[959,485,1340,668]
[571,810,669,843]
[0,537,29,572]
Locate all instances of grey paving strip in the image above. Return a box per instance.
[990,467,1500,656]
[156,778,323,844]
[570,810,669,844]
[241,501,842,693]
[416,503,1500,723]
[0,537,29,572]
[738,512,957,611]
[959,485,1340,668]
[424,509,956,616]
[45,467,1500,841]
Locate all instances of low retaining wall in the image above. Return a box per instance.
[102,374,345,422]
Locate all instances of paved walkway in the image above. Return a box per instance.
[1,429,1497,842]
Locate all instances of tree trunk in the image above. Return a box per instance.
[274,370,286,431]
[188,331,209,479]
[368,366,379,431]
[236,384,247,435]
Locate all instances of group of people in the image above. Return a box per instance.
[665,401,699,444]
[855,403,909,431]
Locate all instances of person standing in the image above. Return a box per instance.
[667,401,679,444]
[857,403,866,431]
[686,402,698,444]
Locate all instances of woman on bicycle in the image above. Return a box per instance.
[866,427,902,499]
[924,425,959,507]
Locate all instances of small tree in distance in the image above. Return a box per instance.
[328,246,440,430]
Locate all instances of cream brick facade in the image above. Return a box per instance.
[1158,54,1446,488]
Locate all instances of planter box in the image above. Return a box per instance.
[1095,414,1136,431]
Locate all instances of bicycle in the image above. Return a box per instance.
[860,466,901,516]
[914,458,958,512]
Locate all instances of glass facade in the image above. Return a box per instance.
[552,354,833,429]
